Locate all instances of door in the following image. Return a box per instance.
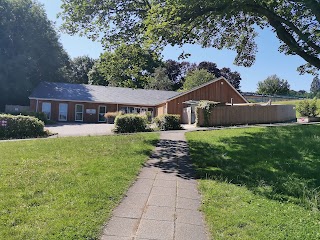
[75,104,84,122]
[98,106,107,122]
[59,103,68,121]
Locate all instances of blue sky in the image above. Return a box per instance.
[38,0,317,92]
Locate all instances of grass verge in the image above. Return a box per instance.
[186,125,320,240]
[0,133,159,239]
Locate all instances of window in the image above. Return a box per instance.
[42,102,51,120]
[141,108,148,114]
[98,106,107,122]
[148,108,154,117]
[120,107,128,114]
[75,104,84,122]
[59,103,68,121]
[134,107,141,114]
[127,107,134,114]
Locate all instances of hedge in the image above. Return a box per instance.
[0,114,47,139]
[296,98,318,117]
[114,114,149,133]
[153,114,182,131]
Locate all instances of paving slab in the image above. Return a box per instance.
[100,131,209,240]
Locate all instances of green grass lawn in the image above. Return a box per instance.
[274,99,320,117]
[186,125,320,240]
[0,133,159,240]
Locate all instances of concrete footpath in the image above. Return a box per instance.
[101,131,209,240]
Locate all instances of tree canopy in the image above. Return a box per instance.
[146,67,173,91]
[89,44,161,88]
[310,76,320,95]
[0,0,70,110]
[183,69,216,91]
[257,75,291,95]
[67,56,96,84]
[60,0,320,73]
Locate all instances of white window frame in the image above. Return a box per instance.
[98,105,107,122]
[42,102,51,120]
[75,104,84,122]
[59,103,68,122]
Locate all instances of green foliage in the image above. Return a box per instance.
[89,44,161,88]
[0,133,159,239]
[186,126,320,239]
[220,67,242,91]
[196,101,219,127]
[153,114,182,131]
[114,114,149,133]
[60,0,320,72]
[183,69,216,91]
[68,56,96,84]
[310,76,320,95]
[0,114,46,139]
[146,67,174,90]
[257,75,290,95]
[296,98,318,117]
[0,0,70,110]
[11,112,48,124]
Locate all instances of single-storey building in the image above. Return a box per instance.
[29,77,248,123]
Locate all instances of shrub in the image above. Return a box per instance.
[114,114,149,133]
[12,112,48,124]
[153,114,182,131]
[105,111,123,124]
[0,114,47,139]
[195,101,220,127]
[296,98,318,117]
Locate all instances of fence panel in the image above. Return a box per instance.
[197,105,296,127]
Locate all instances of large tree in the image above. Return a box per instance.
[68,56,96,84]
[219,68,242,91]
[0,0,70,110]
[310,76,320,95]
[90,44,161,88]
[146,67,173,91]
[257,75,290,95]
[163,60,197,90]
[60,0,320,74]
[183,69,216,91]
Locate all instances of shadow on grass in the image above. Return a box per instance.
[188,125,320,209]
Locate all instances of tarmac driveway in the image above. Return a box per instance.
[45,123,115,137]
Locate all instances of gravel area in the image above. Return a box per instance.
[45,123,115,137]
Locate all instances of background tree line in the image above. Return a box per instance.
[2,0,319,111]
[0,0,243,111]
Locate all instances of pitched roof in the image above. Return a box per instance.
[29,82,180,106]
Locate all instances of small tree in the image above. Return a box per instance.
[257,75,290,95]
[310,76,320,96]
[296,98,318,117]
[183,69,216,91]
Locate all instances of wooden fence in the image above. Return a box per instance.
[5,105,30,114]
[196,104,296,127]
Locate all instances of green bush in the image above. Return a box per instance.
[12,112,48,124]
[153,114,182,131]
[0,114,47,139]
[114,114,149,133]
[296,98,318,117]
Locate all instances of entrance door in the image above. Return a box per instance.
[98,106,107,122]
[59,103,68,121]
[75,104,84,122]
